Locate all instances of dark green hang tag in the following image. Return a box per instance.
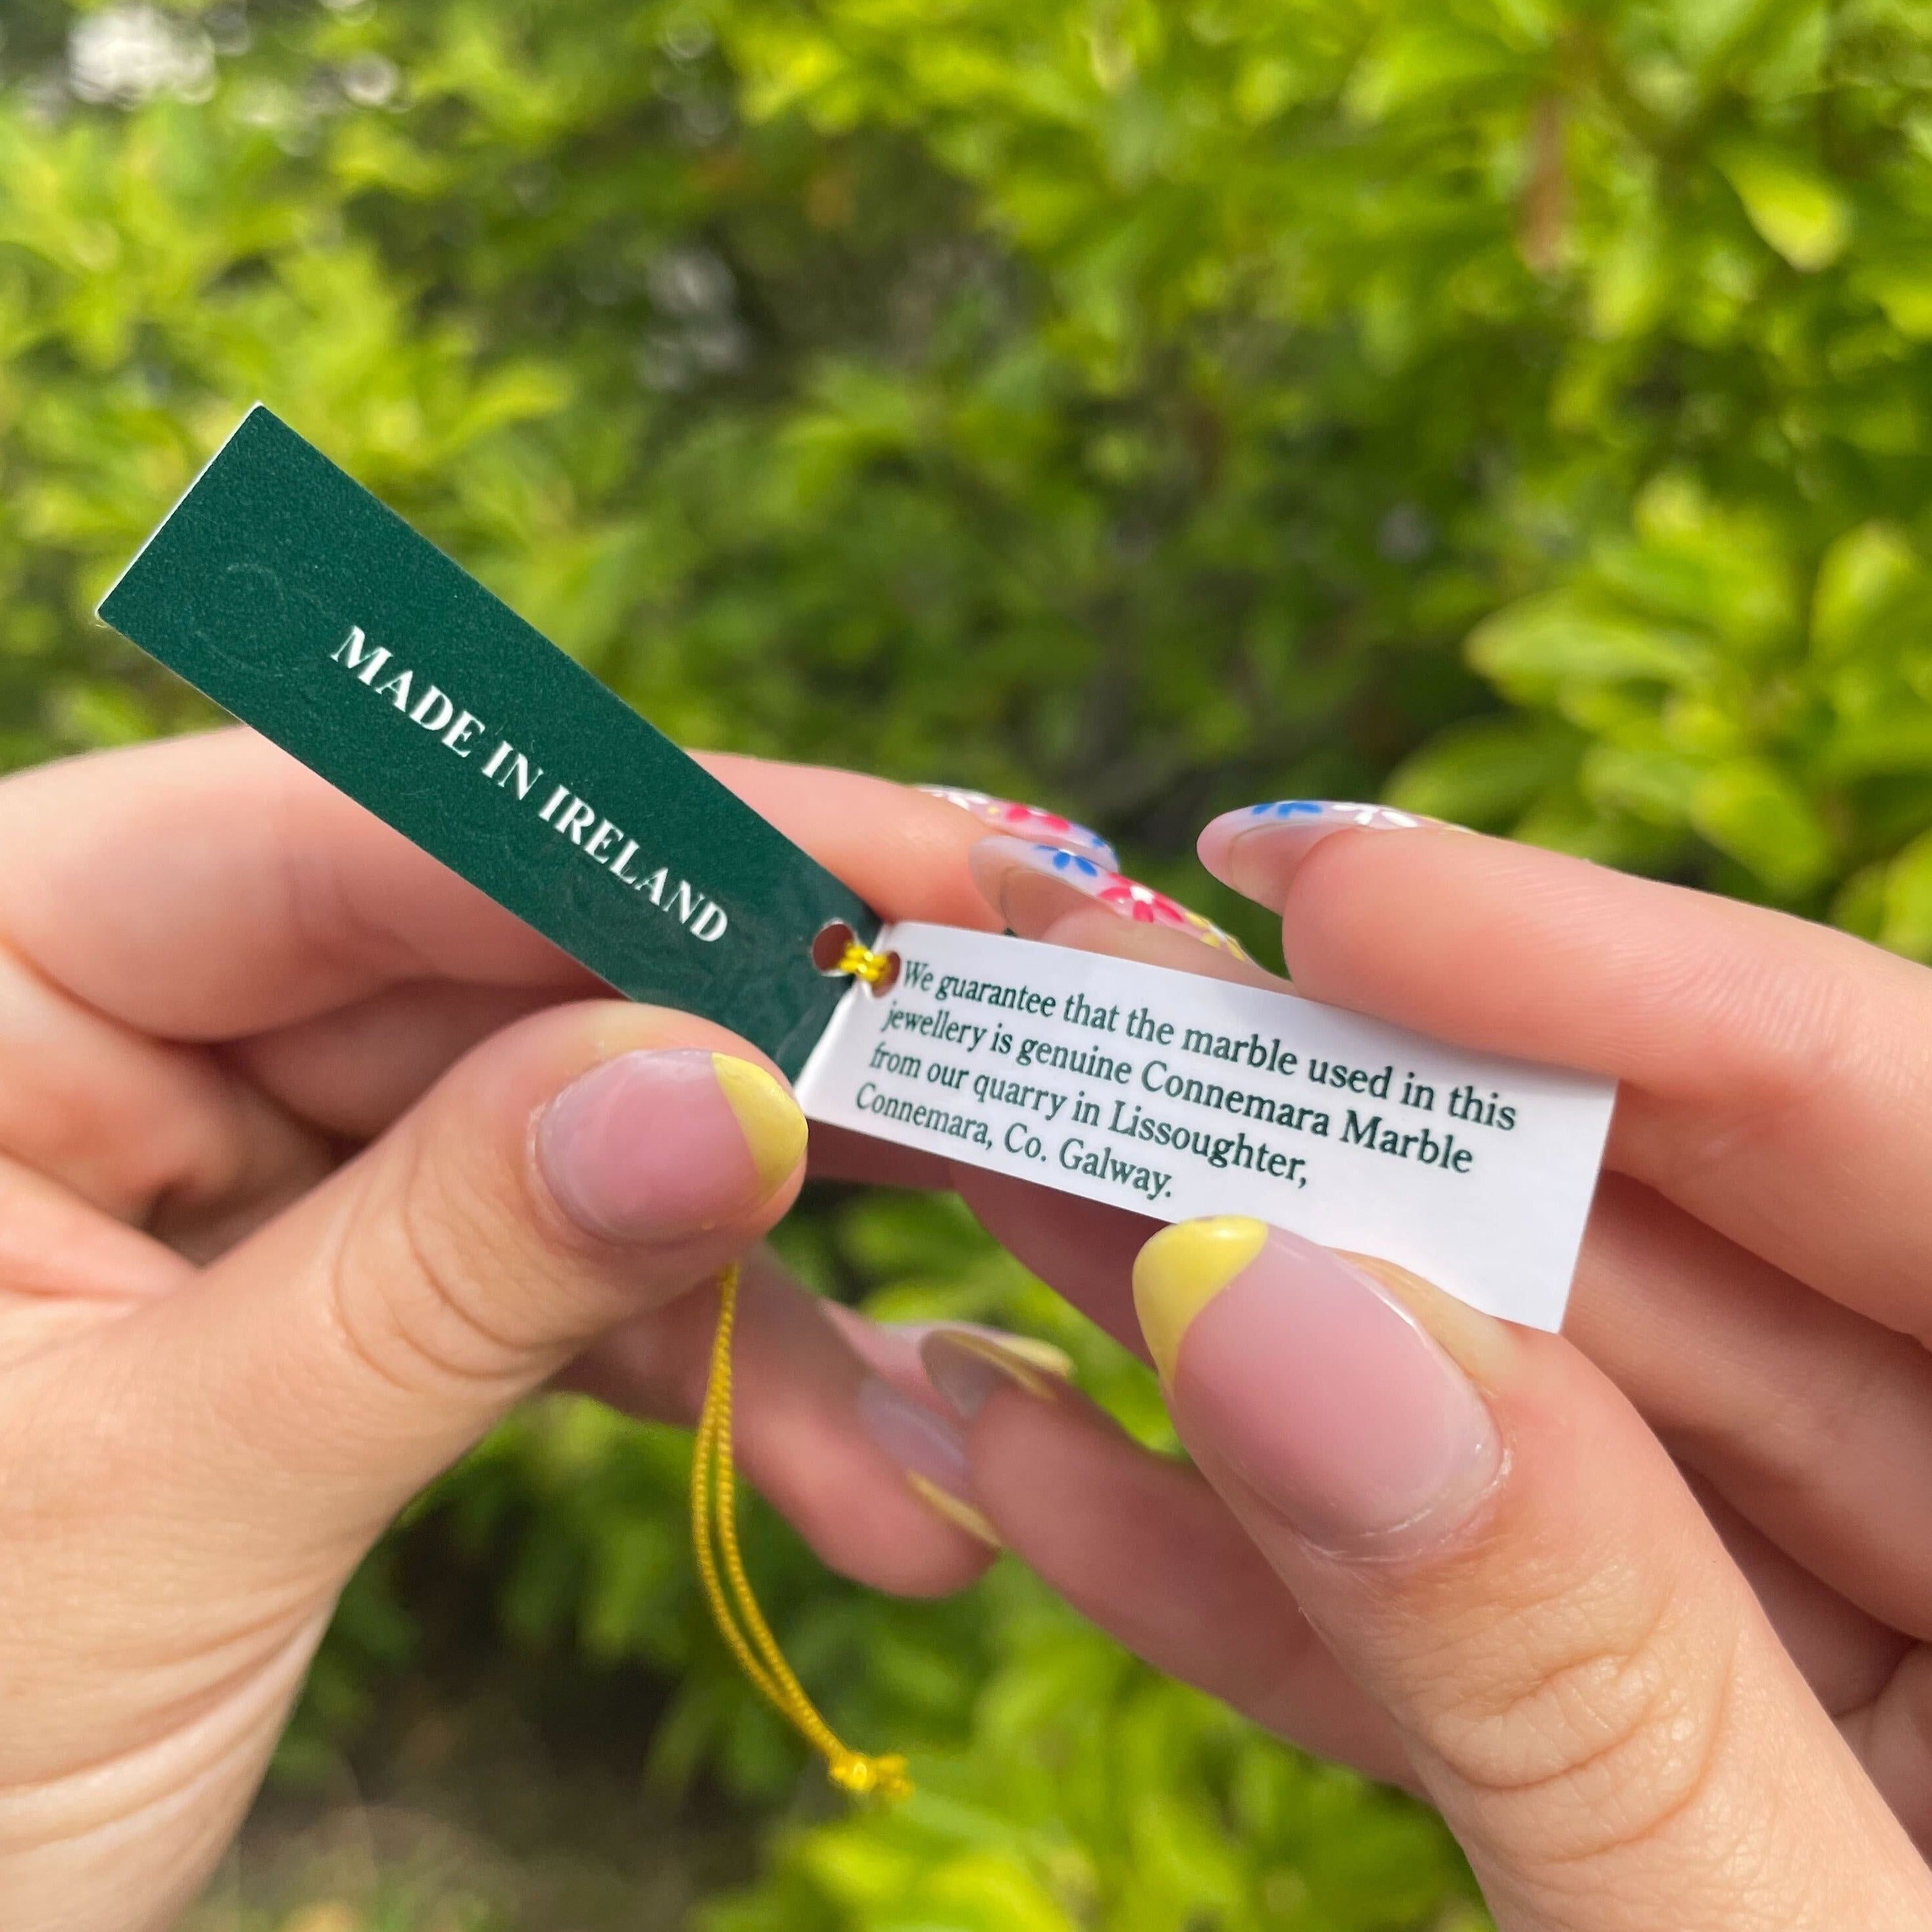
[99,406,876,1077]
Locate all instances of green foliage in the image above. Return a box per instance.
[700,1594,1469,1932]
[16,0,1932,1921]
[13,0,1932,940]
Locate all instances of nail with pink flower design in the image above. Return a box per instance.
[1197,799,1457,908]
[918,786,1119,871]
[968,837,1250,957]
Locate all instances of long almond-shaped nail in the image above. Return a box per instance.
[919,1326,1074,1418]
[919,785,1120,871]
[967,836,1249,957]
[1197,801,1451,907]
[1133,1218,1500,1553]
[537,1048,805,1241]
[855,1377,1002,1547]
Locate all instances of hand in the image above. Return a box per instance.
[865,815,1932,1927]
[0,728,1017,1932]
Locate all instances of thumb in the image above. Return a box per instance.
[92,1001,807,1568]
[1132,1218,1932,1931]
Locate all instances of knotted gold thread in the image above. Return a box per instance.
[692,1271,912,1804]
[685,934,910,1801]
[834,938,894,984]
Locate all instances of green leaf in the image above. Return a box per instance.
[1877,828,1932,959]
[1343,26,1518,122]
[1581,741,1704,824]
[1690,757,1833,894]
[1385,715,1580,826]
[1715,139,1852,271]
[1468,593,1713,699]
[1811,522,1924,659]
[1863,261,1932,338]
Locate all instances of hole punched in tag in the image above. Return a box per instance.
[813,919,900,994]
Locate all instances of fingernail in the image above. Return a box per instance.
[1198,801,1450,903]
[855,1377,1002,1547]
[919,1326,1074,1419]
[919,786,1119,871]
[970,836,1250,957]
[710,1054,812,1193]
[537,1049,806,1242]
[1133,1218,1501,1553]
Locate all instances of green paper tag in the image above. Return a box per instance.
[99,406,876,1077]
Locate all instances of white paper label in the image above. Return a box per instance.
[795,923,1613,1330]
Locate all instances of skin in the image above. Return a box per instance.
[0,730,1000,1931]
[940,826,1932,1929]
[9,730,1932,1927]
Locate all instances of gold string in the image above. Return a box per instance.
[691,1262,913,1803]
[834,938,894,984]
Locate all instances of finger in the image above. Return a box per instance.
[1131,1218,1932,1929]
[874,1213,1921,1775]
[1195,800,1451,907]
[0,937,333,1233]
[952,834,1278,1354]
[968,798,1932,1654]
[3,1007,824,1916]
[14,1009,814,1617]
[905,1325,1414,1783]
[227,981,567,1141]
[1572,1173,1932,1642]
[0,732,590,1040]
[1196,815,1932,1336]
[0,732,991,1229]
[696,753,1012,937]
[0,731,996,1044]
[965,1149,1932,1699]
[1846,1646,1932,1854]
[807,1122,954,1191]
[1196,821,1932,1655]
[563,1250,998,1597]
[950,1166,1155,1357]
[0,1154,188,1331]
[978,802,1932,1649]
[966,835,1280,986]
[1680,1472,1908,1723]
[237,999,955,1187]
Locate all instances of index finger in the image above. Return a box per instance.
[1203,817,1932,1337]
[0,728,1000,1041]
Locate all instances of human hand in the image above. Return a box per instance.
[0,728,1025,1932]
[877,813,1932,1927]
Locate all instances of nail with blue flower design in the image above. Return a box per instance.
[917,786,1119,871]
[966,837,1250,959]
[1197,799,1459,907]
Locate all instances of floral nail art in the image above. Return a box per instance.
[1002,843,1249,957]
[920,786,1119,871]
[1196,799,1459,897]
[1240,800,1428,831]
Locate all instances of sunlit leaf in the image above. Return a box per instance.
[1715,138,1852,271]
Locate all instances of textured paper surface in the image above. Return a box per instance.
[797,924,1614,1329]
[98,407,876,1076]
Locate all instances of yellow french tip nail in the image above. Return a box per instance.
[1133,1216,1269,1383]
[711,1053,809,1198]
[905,1474,1003,1549]
[925,1328,1074,1401]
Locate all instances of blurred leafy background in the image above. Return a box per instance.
[9,0,1932,1921]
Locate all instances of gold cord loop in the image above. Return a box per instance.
[692,1263,913,1805]
[834,938,894,984]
